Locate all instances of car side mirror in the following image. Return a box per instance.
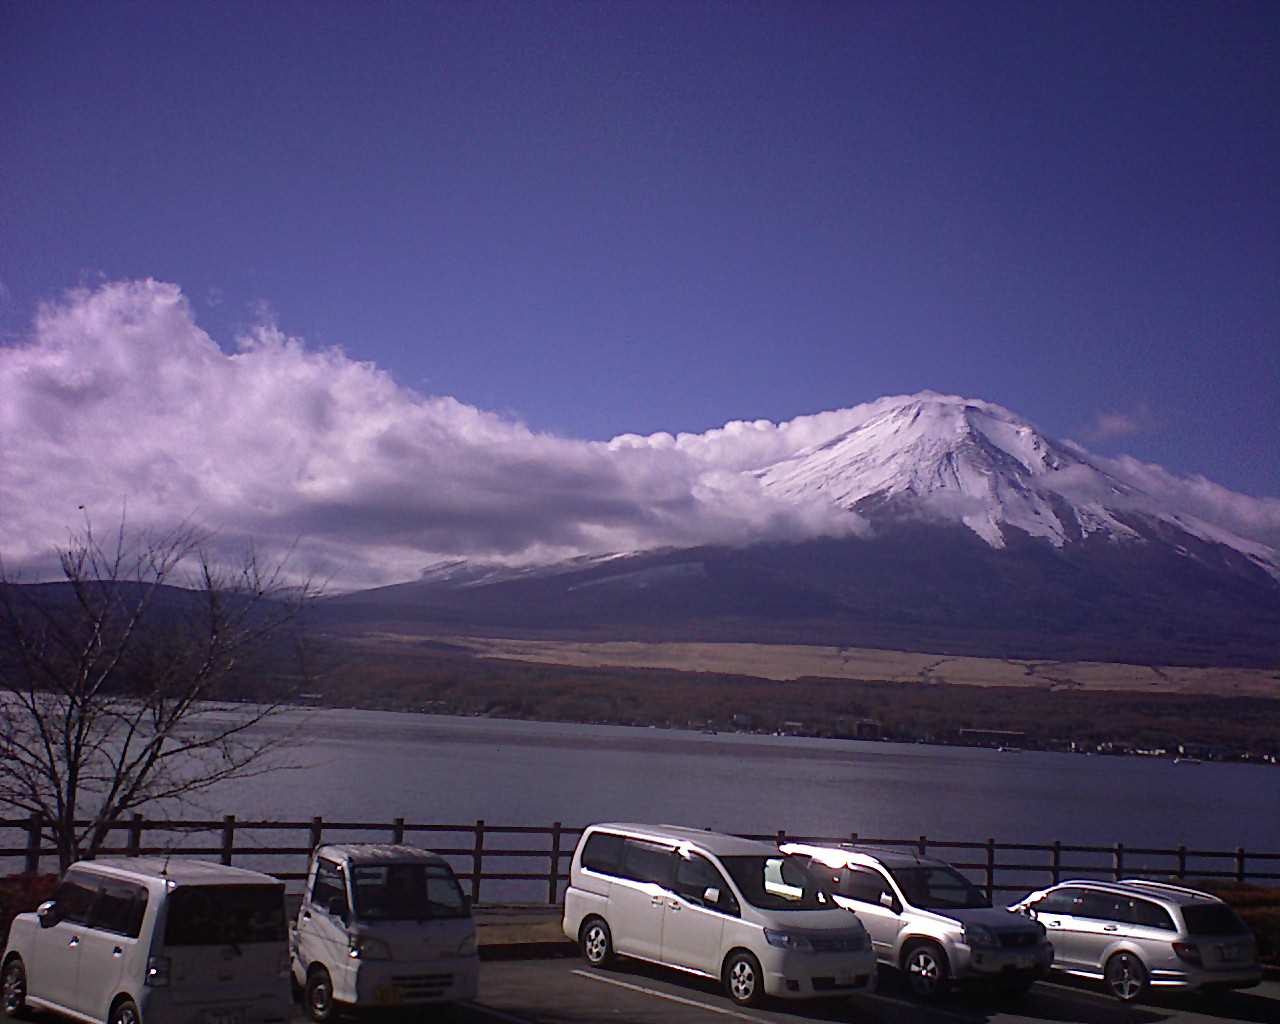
[326,896,349,923]
[36,900,58,928]
[703,886,720,906]
[879,891,899,912]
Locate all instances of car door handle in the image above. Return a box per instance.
[301,910,311,920]
[668,901,681,911]
[650,896,665,907]
[112,946,124,958]
[1047,920,1061,928]
[68,936,79,947]
[1104,925,1118,932]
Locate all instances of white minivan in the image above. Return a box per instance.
[2,858,290,1024]
[562,823,876,1007]
[290,843,478,1020]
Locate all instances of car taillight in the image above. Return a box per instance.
[145,955,171,987]
[1173,942,1201,965]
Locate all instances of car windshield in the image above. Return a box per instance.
[350,862,469,921]
[720,855,828,911]
[1181,904,1249,936]
[164,884,286,946]
[890,865,989,909]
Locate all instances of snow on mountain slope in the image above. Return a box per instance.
[756,391,1280,578]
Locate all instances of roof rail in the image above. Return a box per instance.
[1117,878,1212,898]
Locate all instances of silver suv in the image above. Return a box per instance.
[1010,879,1261,1001]
[781,843,1052,999]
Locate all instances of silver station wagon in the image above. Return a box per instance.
[1010,879,1261,1001]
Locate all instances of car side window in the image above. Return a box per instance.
[88,880,148,937]
[840,866,893,906]
[311,858,348,916]
[619,840,674,887]
[1034,889,1083,915]
[1122,898,1176,931]
[52,872,99,925]
[581,832,625,876]
[673,853,739,916]
[1078,891,1126,923]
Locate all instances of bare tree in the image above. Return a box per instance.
[0,520,317,870]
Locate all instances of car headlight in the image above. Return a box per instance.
[348,935,393,960]
[763,929,815,952]
[964,923,999,948]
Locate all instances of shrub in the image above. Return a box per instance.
[0,873,59,948]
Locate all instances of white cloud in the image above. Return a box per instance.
[0,280,861,588]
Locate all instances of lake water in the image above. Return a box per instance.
[7,708,1277,896]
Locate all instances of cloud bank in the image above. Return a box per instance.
[3,280,1277,590]
[0,280,861,588]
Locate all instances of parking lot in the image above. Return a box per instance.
[384,959,1276,1024]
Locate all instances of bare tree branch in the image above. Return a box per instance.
[0,518,317,868]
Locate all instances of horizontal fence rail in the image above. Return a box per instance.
[2,815,1277,905]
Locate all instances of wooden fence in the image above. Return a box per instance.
[3,815,1277,905]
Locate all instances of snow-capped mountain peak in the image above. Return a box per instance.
[756,391,1278,578]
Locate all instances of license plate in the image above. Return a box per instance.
[1015,956,1034,970]
[1219,945,1241,962]
[374,985,401,1006]
[206,1011,243,1024]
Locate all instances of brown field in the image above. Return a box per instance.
[373,634,1280,698]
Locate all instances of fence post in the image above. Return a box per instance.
[985,838,996,895]
[1113,842,1124,880]
[918,835,927,856]
[221,815,236,865]
[1051,841,1061,884]
[548,822,563,905]
[1236,847,1246,883]
[392,817,405,845]
[24,812,41,874]
[776,829,786,846]
[1176,844,1187,879]
[310,816,323,851]
[471,820,485,904]
[127,814,144,858]
[850,832,858,845]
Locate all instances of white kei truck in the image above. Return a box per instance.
[290,843,479,1020]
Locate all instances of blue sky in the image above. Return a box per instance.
[2,2,1277,585]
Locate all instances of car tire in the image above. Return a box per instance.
[724,950,765,1007]
[1104,952,1148,1002]
[580,917,615,968]
[2,957,29,1019]
[902,942,950,1000]
[306,966,337,1022]
[109,997,142,1024]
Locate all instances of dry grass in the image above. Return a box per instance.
[399,635,1280,698]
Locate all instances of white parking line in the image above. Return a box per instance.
[458,1003,540,1024]
[571,969,776,1022]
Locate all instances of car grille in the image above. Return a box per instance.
[999,931,1039,949]
[809,935,867,953]
[390,973,453,999]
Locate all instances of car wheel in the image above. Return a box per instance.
[2,957,29,1019]
[1104,952,1148,1002]
[724,950,765,1007]
[109,997,141,1024]
[581,917,614,968]
[306,966,337,1022]
[903,942,950,1000]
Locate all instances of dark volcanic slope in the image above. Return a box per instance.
[318,525,1280,667]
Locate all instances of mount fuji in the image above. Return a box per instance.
[323,393,1280,665]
